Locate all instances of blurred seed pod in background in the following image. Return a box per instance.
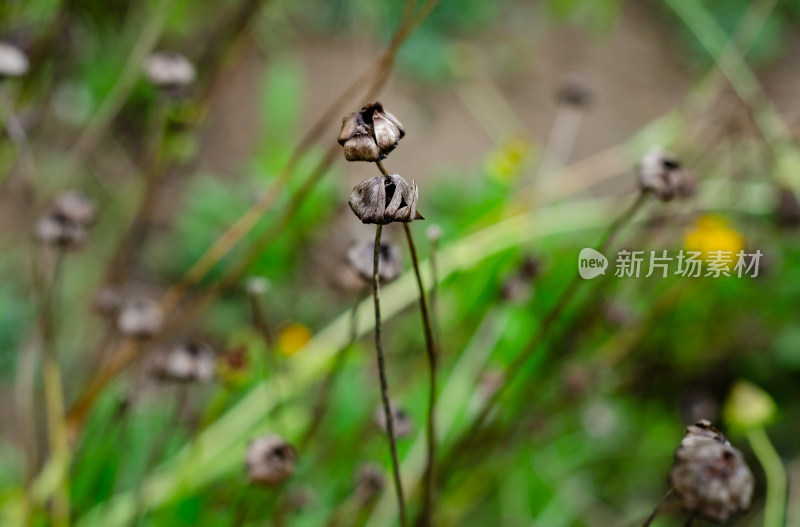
[373,401,413,439]
[636,147,695,201]
[347,239,402,284]
[143,51,196,91]
[246,434,297,486]
[0,42,29,77]
[117,300,163,339]
[150,341,216,383]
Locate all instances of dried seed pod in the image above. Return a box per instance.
[92,286,123,318]
[52,191,96,225]
[373,401,413,438]
[151,341,216,383]
[636,147,694,201]
[347,239,402,284]
[556,73,594,108]
[246,434,297,486]
[669,420,754,523]
[0,42,29,77]
[117,300,163,339]
[355,463,385,502]
[143,52,196,89]
[348,174,420,225]
[35,212,86,250]
[338,101,405,161]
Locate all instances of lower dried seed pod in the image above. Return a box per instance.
[347,239,402,284]
[246,434,297,486]
[669,420,753,523]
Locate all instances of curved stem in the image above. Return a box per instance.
[372,224,407,527]
[747,426,786,527]
[642,489,674,527]
[402,223,437,527]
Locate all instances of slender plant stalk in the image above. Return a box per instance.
[642,489,674,527]
[39,249,71,527]
[427,230,441,345]
[747,426,786,527]
[375,157,438,526]
[372,224,407,527]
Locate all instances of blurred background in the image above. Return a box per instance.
[1,0,800,525]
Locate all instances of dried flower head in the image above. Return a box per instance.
[92,286,123,318]
[373,401,413,438]
[669,420,754,523]
[556,74,593,108]
[246,434,297,486]
[35,211,87,250]
[246,276,270,296]
[117,300,163,339]
[355,463,385,502]
[143,52,196,89]
[349,174,421,224]
[338,101,405,161]
[426,224,443,243]
[636,147,694,201]
[151,341,216,383]
[52,190,97,225]
[0,42,29,77]
[347,239,402,284]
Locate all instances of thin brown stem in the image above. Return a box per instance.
[372,224,407,527]
[642,489,674,527]
[403,223,438,527]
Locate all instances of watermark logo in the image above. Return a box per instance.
[577,248,762,279]
[578,248,608,279]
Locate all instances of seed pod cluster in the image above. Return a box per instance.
[636,147,695,201]
[338,101,405,162]
[668,420,754,523]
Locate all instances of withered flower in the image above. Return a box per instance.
[117,300,163,339]
[355,463,385,502]
[636,147,695,201]
[373,401,413,439]
[338,101,405,162]
[151,341,216,383]
[246,434,297,486]
[0,42,29,78]
[669,420,754,523]
[347,239,402,284]
[143,52,196,90]
[35,212,87,250]
[52,190,97,225]
[349,174,421,224]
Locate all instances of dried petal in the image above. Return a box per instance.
[338,112,363,145]
[347,239,402,283]
[348,176,386,224]
[246,434,297,486]
[372,111,401,154]
[383,110,405,139]
[344,135,381,162]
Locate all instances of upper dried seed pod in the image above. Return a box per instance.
[636,147,695,201]
[246,434,297,486]
[338,101,405,161]
[347,239,402,284]
[373,401,413,438]
[668,420,754,523]
[0,42,29,78]
[150,341,216,383]
[349,174,421,224]
[143,52,196,90]
[117,300,163,339]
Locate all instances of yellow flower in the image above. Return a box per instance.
[276,323,313,356]
[484,136,533,183]
[684,215,744,266]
